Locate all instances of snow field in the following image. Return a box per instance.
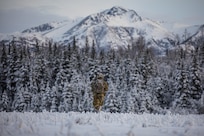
[1,112,204,136]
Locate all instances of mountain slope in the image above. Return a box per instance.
[22,19,82,41]
[60,6,176,53]
[0,6,203,54]
[0,32,51,47]
[0,19,82,47]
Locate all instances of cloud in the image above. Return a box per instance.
[173,23,191,29]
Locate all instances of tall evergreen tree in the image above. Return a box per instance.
[190,50,203,100]
[91,40,96,60]
[0,44,8,99]
[59,82,73,112]
[7,43,22,110]
[0,91,9,111]
[104,81,119,113]
[41,82,52,111]
[173,50,193,113]
[50,86,58,112]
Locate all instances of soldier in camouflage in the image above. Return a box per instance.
[91,73,108,111]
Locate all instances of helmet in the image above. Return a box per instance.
[97,73,104,79]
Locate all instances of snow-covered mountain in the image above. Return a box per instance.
[0,19,82,47]
[0,6,203,54]
[60,6,176,53]
[22,19,82,41]
[188,25,204,41]
[0,32,51,47]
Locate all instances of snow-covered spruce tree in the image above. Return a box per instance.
[54,59,70,111]
[121,58,139,113]
[130,86,140,113]
[99,49,115,85]
[200,42,204,67]
[99,49,105,65]
[189,49,203,111]
[69,71,83,112]
[88,61,101,81]
[0,45,9,110]
[50,58,60,86]
[172,49,194,113]
[41,82,52,111]
[7,42,22,111]
[65,83,75,112]
[22,85,32,111]
[76,51,82,73]
[105,49,117,83]
[16,59,32,112]
[81,42,90,75]
[84,37,90,58]
[46,42,58,87]
[12,88,24,112]
[0,43,8,100]
[50,86,58,112]
[51,82,61,112]
[139,49,154,87]
[30,92,41,112]
[50,45,61,86]
[12,85,31,112]
[11,45,32,112]
[75,74,93,112]
[137,49,155,113]
[129,60,142,113]
[155,77,172,110]
[33,55,48,93]
[91,40,96,60]
[7,43,21,109]
[0,91,9,111]
[146,77,163,113]
[58,81,73,112]
[80,81,93,112]
[114,61,127,113]
[104,81,120,113]
[125,88,137,113]
[87,41,100,81]
[70,36,82,73]
[155,59,175,110]
[190,49,203,100]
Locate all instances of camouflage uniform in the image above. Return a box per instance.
[91,74,108,111]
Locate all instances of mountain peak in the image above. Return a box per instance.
[105,6,128,15]
[110,6,128,11]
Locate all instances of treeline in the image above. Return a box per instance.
[0,37,204,114]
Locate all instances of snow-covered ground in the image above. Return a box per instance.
[0,112,204,136]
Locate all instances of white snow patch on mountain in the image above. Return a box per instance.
[43,19,83,41]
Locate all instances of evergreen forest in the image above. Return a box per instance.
[0,37,204,114]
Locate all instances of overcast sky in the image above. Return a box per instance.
[0,0,204,33]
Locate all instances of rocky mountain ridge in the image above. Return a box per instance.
[0,6,203,55]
